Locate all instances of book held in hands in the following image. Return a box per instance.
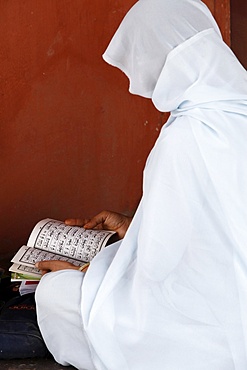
[9,218,118,281]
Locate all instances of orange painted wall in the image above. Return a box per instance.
[0,0,231,269]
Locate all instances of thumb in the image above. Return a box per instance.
[35,261,51,270]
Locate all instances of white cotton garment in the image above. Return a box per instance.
[36,270,96,370]
[81,0,247,369]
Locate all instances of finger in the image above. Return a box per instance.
[35,260,53,271]
[40,270,50,276]
[65,218,90,226]
[83,213,107,229]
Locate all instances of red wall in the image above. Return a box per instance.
[0,0,231,269]
[231,0,247,69]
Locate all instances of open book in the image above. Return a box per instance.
[9,218,118,281]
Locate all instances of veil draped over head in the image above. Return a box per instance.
[81,1,247,369]
[103,0,221,100]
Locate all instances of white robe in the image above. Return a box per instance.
[82,30,247,370]
[36,1,247,369]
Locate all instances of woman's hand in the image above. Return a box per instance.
[65,210,132,239]
[35,260,79,276]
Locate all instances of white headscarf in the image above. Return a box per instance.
[103,0,221,99]
[82,1,247,369]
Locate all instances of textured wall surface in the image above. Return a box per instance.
[0,0,231,268]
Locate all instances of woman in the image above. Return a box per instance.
[35,0,247,369]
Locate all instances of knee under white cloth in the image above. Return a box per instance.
[35,270,96,370]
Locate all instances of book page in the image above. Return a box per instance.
[9,261,41,278]
[11,245,86,269]
[19,281,39,294]
[27,218,116,262]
